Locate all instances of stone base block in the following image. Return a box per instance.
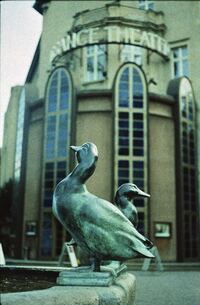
[57,264,127,286]
[2,272,136,305]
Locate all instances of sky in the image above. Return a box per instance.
[0,0,42,147]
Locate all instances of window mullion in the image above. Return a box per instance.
[129,67,133,182]
[55,70,61,162]
[94,45,98,81]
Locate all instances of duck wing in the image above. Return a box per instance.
[72,193,153,259]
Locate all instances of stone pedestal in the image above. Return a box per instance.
[2,272,136,305]
[57,263,127,286]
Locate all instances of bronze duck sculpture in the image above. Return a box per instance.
[114,183,150,229]
[53,142,154,271]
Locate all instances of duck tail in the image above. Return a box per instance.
[136,246,155,258]
[144,237,154,250]
[138,236,154,258]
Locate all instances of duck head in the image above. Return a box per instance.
[115,183,150,205]
[70,142,98,164]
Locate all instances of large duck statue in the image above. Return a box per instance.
[53,142,154,271]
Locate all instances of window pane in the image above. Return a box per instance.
[138,0,154,11]
[119,147,129,155]
[119,112,129,119]
[41,214,52,256]
[46,116,56,159]
[119,90,129,107]
[133,161,144,169]
[133,121,143,129]
[45,171,54,179]
[134,198,144,207]
[173,49,179,58]
[118,179,129,187]
[57,114,68,157]
[133,68,143,108]
[137,212,144,234]
[86,45,106,82]
[134,179,144,188]
[118,160,129,168]
[57,161,66,169]
[181,96,187,118]
[133,130,144,137]
[174,61,180,77]
[48,72,58,112]
[98,54,106,79]
[60,92,68,110]
[133,139,144,147]
[172,46,189,78]
[87,56,94,81]
[134,170,144,178]
[182,46,188,57]
[87,45,94,55]
[119,137,129,146]
[118,169,129,178]
[133,113,143,120]
[120,68,129,81]
[43,198,52,208]
[119,119,129,128]
[119,69,129,107]
[133,148,144,156]
[45,162,54,170]
[183,59,189,77]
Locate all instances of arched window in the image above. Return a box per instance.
[41,67,72,257]
[179,78,198,259]
[14,88,25,181]
[114,63,148,234]
[168,76,199,261]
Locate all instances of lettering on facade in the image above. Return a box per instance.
[50,25,170,63]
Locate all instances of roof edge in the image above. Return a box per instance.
[33,1,50,15]
[25,39,41,83]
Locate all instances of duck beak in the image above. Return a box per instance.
[70,145,81,152]
[136,189,150,198]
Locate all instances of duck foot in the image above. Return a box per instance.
[100,261,127,277]
[92,258,101,272]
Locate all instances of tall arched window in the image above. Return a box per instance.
[168,76,199,261]
[13,87,26,257]
[179,78,198,259]
[41,67,72,257]
[115,63,148,235]
[14,88,25,182]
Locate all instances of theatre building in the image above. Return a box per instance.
[1,0,200,262]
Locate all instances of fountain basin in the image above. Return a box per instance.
[1,266,136,305]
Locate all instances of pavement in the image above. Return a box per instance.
[132,271,200,305]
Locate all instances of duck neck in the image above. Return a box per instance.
[118,196,129,208]
[71,158,96,184]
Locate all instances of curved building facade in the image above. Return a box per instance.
[1,0,200,262]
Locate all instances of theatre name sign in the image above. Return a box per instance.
[50,25,170,63]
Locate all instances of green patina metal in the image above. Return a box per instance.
[52,142,154,275]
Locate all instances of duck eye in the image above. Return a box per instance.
[94,156,98,161]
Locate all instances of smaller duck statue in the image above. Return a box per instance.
[114,183,150,228]
[53,142,154,272]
